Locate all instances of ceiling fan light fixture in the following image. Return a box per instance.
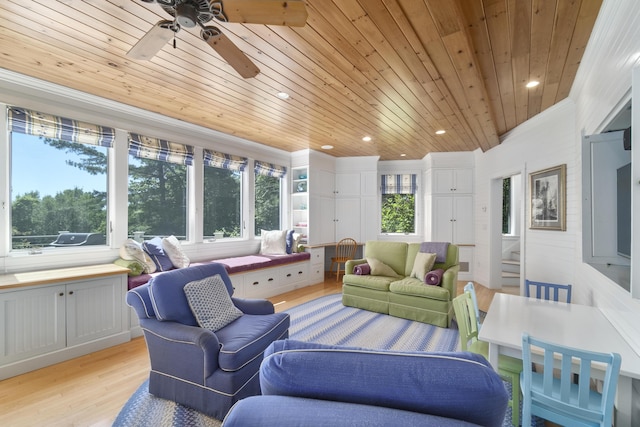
[176,2,199,28]
[526,80,540,88]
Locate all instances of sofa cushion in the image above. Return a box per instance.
[142,237,174,272]
[215,312,290,372]
[363,241,407,276]
[162,235,190,268]
[184,274,243,331]
[119,238,156,274]
[367,257,401,278]
[258,340,508,427]
[410,252,436,280]
[389,277,451,301]
[260,229,287,255]
[342,274,395,291]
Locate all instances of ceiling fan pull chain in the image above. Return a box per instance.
[173,34,177,49]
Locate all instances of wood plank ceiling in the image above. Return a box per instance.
[0,0,602,160]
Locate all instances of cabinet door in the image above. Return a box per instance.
[311,169,335,198]
[66,277,123,347]
[335,197,361,241]
[432,196,454,242]
[0,285,66,365]
[310,195,335,245]
[432,169,473,194]
[335,173,361,197]
[452,195,474,244]
[361,196,378,242]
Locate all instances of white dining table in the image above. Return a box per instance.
[478,293,640,427]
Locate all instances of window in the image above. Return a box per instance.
[254,161,285,234]
[9,107,112,250]
[128,133,192,240]
[502,177,511,234]
[203,150,247,239]
[380,174,417,234]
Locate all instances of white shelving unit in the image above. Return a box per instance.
[291,166,309,244]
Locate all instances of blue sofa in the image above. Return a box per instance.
[126,263,290,420]
[222,340,509,427]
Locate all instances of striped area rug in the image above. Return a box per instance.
[287,293,460,352]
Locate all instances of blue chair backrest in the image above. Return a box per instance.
[525,279,572,303]
[521,333,621,427]
[463,282,481,329]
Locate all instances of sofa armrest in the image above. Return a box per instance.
[440,264,460,300]
[232,297,275,315]
[140,319,221,377]
[345,258,366,275]
[260,340,507,426]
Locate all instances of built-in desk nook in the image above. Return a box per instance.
[0,264,130,380]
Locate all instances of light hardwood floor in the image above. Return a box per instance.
[0,277,510,426]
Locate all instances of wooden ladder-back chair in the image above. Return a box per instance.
[525,280,572,303]
[330,238,358,281]
[521,333,621,427]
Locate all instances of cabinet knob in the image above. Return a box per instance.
[286,273,292,277]
[68,291,74,295]
[59,292,64,297]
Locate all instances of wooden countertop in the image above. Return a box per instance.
[0,264,130,290]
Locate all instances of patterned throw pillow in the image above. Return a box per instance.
[184,274,243,331]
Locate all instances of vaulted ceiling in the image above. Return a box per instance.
[0,0,602,160]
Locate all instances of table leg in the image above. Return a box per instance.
[615,375,633,427]
[487,342,499,371]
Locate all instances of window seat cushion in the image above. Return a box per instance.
[127,252,310,290]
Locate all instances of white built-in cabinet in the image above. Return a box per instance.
[424,153,475,281]
[0,265,130,380]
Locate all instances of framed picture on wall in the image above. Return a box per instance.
[529,164,566,231]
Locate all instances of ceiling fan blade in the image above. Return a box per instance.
[204,31,260,78]
[127,21,176,60]
[218,0,308,27]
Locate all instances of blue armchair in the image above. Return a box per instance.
[126,263,290,420]
[222,340,509,427]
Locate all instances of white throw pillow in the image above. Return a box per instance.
[119,238,156,273]
[411,252,437,280]
[162,235,190,269]
[184,274,243,331]
[259,229,288,255]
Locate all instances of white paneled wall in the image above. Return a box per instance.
[474,0,640,356]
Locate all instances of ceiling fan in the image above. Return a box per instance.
[127,0,308,78]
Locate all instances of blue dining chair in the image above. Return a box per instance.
[463,282,481,330]
[525,280,572,303]
[520,333,621,427]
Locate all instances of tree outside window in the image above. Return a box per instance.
[380,174,417,234]
[254,173,281,233]
[204,166,242,238]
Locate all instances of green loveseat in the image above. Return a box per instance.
[342,241,459,327]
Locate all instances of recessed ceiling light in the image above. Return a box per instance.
[400,153,407,157]
[526,81,540,88]
[435,129,446,135]
[276,92,290,99]
[321,145,334,150]
[362,136,372,142]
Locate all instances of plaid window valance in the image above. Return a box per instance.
[8,107,115,147]
[203,149,248,171]
[128,132,194,166]
[381,174,417,194]
[254,160,286,178]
